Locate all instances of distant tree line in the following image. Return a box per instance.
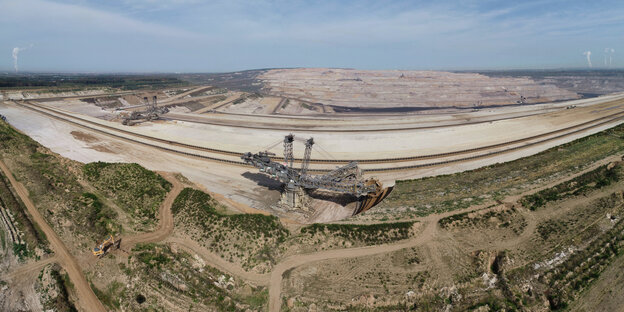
[0,74,189,89]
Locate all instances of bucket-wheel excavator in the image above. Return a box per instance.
[242,134,393,214]
[122,95,169,125]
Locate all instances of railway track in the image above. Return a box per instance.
[163,94,624,132]
[11,100,624,173]
[170,106,624,163]
[163,110,552,132]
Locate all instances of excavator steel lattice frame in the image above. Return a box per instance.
[242,134,381,197]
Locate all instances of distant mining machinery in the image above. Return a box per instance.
[122,95,169,125]
[242,134,392,214]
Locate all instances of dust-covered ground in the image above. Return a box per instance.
[3,72,624,311]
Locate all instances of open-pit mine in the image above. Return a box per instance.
[2,69,623,222]
[2,69,624,311]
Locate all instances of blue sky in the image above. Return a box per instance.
[1,0,623,72]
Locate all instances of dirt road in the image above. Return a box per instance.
[268,216,438,311]
[121,173,183,249]
[160,86,212,104]
[12,99,624,173]
[266,154,624,311]
[0,159,107,312]
[121,174,271,285]
[4,256,58,280]
[166,236,270,286]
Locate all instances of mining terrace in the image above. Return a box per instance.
[1,69,623,223]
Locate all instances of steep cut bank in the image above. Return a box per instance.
[259,68,580,109]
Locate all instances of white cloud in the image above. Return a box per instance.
[0,0,201,39]
[1,0,623,71]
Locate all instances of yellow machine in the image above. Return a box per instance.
[92,234,120,257]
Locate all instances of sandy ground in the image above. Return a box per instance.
[1,93,624,220]
[260,68,579,109]
[0,101,276,212]
[269,157,624,311]
[0,160,106,312]
[34,93,624,163]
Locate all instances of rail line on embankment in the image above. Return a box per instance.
[10,100,624,173]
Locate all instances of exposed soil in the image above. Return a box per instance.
[0,159,106,312]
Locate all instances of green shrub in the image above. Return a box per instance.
[300,222,414,244]
[381,123,624,217]
[521,163,621,210]
[173,188,287,239]
[172,188,289,270]
[83,162,171,224]
[80,192,120,235]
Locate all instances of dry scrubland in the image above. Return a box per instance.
[0,119,267,311]
[368,124,624,221]
[0,117,424,310]
[2,99,624,310]
[282,160,624,311]
[172,187,421,274]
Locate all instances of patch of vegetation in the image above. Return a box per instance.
[78,192,120,236]
[408,294,447,312]
[91,280,125,309]
[12,242,32,260]
[0,168,49,256]
[1,119,82,197]
[301,102,314,110]
[0,228,5,249]
[439,206,527,235]
[0,119,124,244]
[47,268,78,312]
[544,216,624,310]
[300,222,414,244]
[242,288,268,310]
[129,243,267,311]
[536,219,567,241]
[84,162,171,228]
[378,123,624,218]
[521,163,621,210]
[0,74,189,90]
[231,97,246,105]
[172,188,288,272]
[134,243,173,269]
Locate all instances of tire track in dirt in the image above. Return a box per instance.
[268,216,439,312]
[0,159,106,312]
[165,236,270,286]
[4,255,58,280]
[267,155,624,311]
[121,175,271,286]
